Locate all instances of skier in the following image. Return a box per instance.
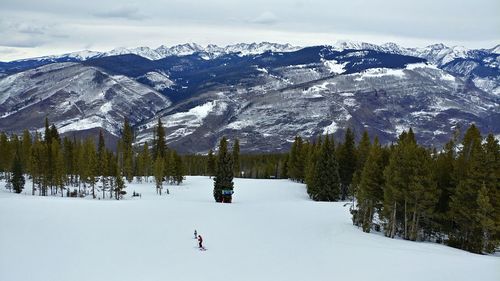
[198,235,203,249]
[194,230,197,239]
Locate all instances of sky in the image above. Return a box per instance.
[0,0,498,61]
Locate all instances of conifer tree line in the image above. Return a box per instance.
[183,151,287,179]
[0,117,185,199]
[283,125,499,254]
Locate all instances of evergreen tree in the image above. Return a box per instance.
[120,118,134,183]
[30,134,43,195]
[172,151,184,185]
[213,137,233,202]
[207,149,216,178]
[357,137,385,232]
[476,183,496,253]
[114,166,126,200]
[305,137,321,197]
[433,140,456,235]
[308,136,341,201]
[280,154,289,179]
[154,156,164,195]
[351,130,371,199]
[153,118,167,160]
[137,142,151,182]
[51,141,65,196]
[288,136,305,182]
[233,138,240,177]
[383,129,438,241]
[10,151,25,193]
[97,130,108,198]
[0,132,10,177]
[21,130,32,173]
[337,128,357,200]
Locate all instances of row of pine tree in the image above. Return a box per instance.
[285,125,499,254]
[0,118,184,199]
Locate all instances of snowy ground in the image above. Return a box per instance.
[0,176,498,281]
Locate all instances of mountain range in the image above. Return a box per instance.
[0,41,498,153]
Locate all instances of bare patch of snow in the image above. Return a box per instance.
[322,59,347,74]
[323,120,338,134]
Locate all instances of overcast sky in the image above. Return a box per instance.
[0,0,498,61]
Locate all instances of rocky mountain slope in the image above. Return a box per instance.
[0,42,498,153]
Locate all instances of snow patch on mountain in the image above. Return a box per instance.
[322,59,347,74]
[473,77,500,95]
[57,116,110,135]
[141,71,174,91]
[161,100,227,139]
[354,68,405,80]
[323,120,339,134]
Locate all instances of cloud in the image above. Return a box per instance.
[0,20,68,48]
[251,11,278,25]
[93,5,146,20]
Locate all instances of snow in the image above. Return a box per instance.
[99,101,113,114]
[323,120,339,134]
[227,119,255,130]
[0,176,498,281]
[405,62,439,70]
[255,66,268,74]
[322,59,347,74]
[354,68,406,81]
[141,71,174,91]
[57,116,107,134]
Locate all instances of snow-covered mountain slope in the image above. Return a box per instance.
[142,61,498,153]
[0,45,498,153]
[0,62,171,137]
[1,177,498,281]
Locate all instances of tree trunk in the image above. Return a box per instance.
[390,201,397,238]
[404,198,408,240]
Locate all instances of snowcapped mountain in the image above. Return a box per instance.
[0,62,171,144]
[0,42,498,153]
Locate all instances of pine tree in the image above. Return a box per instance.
[305,137,321,197]
[357,137,385,232]
[351,130,371,200]
[280,154,289,179]
[383,129,438,241]
[51,141,65,196]
[288,136,305,182]
[154,156,164,195]
[153,118,167,160]
[308,136,341,201]
[433,140,456,235]
[0,132,10,178]
[30,134,43,195]
[476,183,496,253]
[21,130,32,173]
[85,138,98,198]
[10,151,25,194]
[448,124,487,252]
[482,133,500,246]
[213,137,233,202]
[233,138,240,177]
[337,128,357,200]
[114,166,126,200]
[137,142,151,182]
[172,151,184,185]
[207,149,216,178]
[120,118,134,183]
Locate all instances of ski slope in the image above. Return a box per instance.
[0,176,498,281]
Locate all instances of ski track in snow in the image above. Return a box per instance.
[0,176,498,281]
